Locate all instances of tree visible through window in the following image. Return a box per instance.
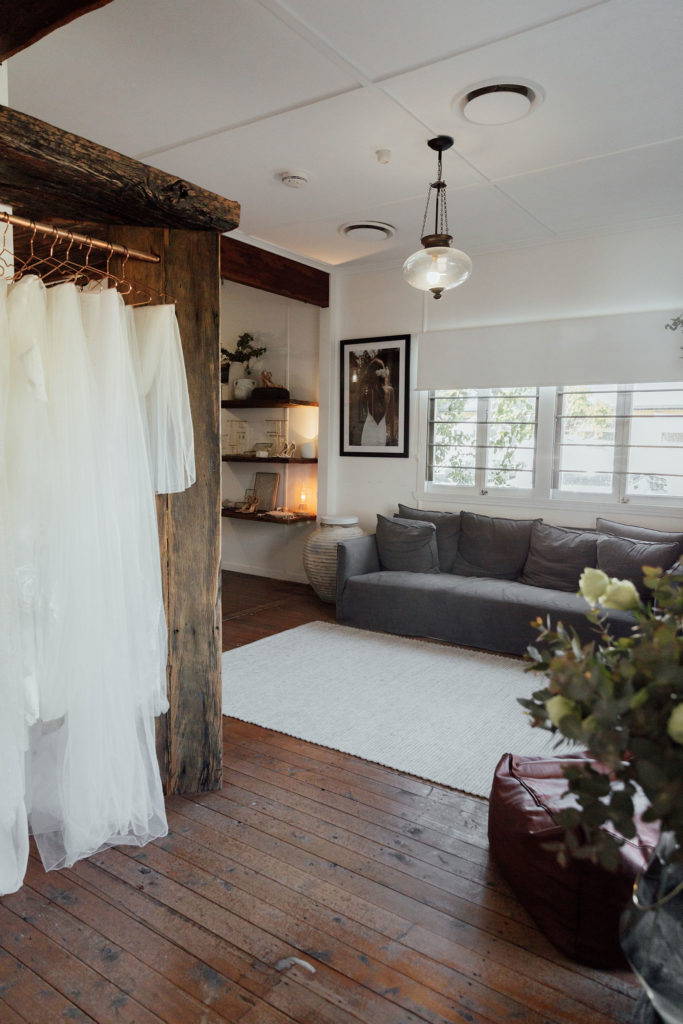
[428,387,538,491]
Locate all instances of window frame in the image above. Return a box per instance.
[425,386,540,500]
[418,382,683,515]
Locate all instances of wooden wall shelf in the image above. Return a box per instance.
[221,508,316,524]
[222,454,317,464]
[221,398,319,409]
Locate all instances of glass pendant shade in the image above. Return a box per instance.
[402,245,472,299]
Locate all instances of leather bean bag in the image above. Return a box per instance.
[488,753,658,967]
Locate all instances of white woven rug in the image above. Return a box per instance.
[221,621,557,797]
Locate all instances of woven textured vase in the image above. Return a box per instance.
[303,515,364,603]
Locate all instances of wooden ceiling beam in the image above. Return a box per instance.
[0,1,115,61]
[220,235,329,308]
[0,104,240,232]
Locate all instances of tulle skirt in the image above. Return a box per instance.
[1,277,169,890]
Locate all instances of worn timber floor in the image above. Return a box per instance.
[0,571,639,1024]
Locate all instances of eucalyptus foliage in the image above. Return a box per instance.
[220,332,267,376]
[520,567,683,870]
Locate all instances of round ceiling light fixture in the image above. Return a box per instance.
[338,221,396,242]
[455,80,542,125]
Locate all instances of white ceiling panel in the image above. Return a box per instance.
[7,0,357,156]
[275,0,602,79]
[250,184,555,265]
[499,138,683,233]
[383,0,683,180]
[150,87,483,233]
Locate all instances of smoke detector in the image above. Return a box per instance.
[279,171,310,188]
[338,221,396,242]
[454,79,543,124]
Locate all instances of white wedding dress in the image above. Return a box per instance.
[0,276,197,893]
[134,304,195,494]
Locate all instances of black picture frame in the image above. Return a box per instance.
[339,334,411,457]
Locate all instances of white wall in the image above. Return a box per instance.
[220,280,320,581]
[323,223,683,534]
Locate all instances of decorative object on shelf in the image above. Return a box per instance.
[253,471,280,511]
[253,440,272,458]
[520,567,683,1024]
[221,331,267,395]
[340,335,410,458]
[252,369,290,404]
[403,136,472,300]
[221,418,248,455]
[299,440,317,459]
[303,515,364,603]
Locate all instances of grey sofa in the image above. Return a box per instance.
[335,511,683,655]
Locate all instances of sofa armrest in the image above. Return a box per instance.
[336,534,380,611]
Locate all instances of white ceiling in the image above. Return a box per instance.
[7,0,683,267]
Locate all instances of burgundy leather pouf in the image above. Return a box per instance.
[488,753,658,968]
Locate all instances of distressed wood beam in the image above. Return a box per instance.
[0,1,115,61]
[0,104,240,232]
[221,235,329,308]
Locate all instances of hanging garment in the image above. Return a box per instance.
[0,279,30,896]
[15,278,167,876]
[133,304,195,494]
[5,274,51,725]
[81,284,168,715]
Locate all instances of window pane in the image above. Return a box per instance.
[626,384,683,498]
[484,388,537,490]
[555,385,618,494]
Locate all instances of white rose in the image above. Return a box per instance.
[545,695,579,728]
[599,578,640,612]
[667,704,683,745]
[578,567,610,605]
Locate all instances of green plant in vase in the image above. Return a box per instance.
[220,332,267,391]
[520,565,683,1023]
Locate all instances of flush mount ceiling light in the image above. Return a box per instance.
[455,80,542,125]
[339,221,396,242]
[402,135,471,301]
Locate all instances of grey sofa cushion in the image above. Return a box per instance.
[375,515,439,573]
[597,534,680,597]
[452,511,541,580]
[396,504,460,573]
[338,571,634,655]
[521,522,598,592]
[597,518,683,560]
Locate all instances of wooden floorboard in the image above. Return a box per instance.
[0,570,638,1023]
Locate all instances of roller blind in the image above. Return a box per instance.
[416,309,683,391]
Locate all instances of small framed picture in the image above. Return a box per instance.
[340,334,410,457]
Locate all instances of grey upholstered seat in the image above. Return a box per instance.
[337,547,635,655]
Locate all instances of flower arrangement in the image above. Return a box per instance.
[220,332,267,381]
[520,565,683,870]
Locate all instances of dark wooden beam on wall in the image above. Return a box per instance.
[0,104,240,232]
[0,0,115,61]
[221,234,329,308]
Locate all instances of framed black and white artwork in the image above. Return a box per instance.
[339,334,410,457]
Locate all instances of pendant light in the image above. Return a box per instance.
[402,135,472,300]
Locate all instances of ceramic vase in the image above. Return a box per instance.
[303,515,364,603]
[234,377,256,401]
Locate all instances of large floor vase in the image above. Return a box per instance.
[620,833,683,1024]
[304,515,364,603]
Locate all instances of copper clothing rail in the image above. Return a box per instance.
[0,211,161,264]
